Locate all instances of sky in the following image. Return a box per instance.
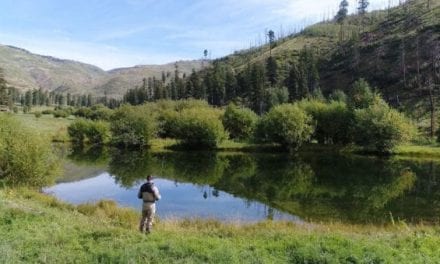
[0,0,397,70]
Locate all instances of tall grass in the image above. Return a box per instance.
[1,189,440,263]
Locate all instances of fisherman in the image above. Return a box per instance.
[138,175,161,233]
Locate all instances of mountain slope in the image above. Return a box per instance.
[215,0,439,119]
[0,45,203,97]
[0,45,107,93]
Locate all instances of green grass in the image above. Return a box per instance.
[1,188,440,263]
[393,144,440,158]
[11,113,73,142]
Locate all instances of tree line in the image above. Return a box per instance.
[123,46,320,115]
[70,79,416,154]
[0,70,120,112]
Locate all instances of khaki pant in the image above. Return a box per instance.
[139,202,156,233]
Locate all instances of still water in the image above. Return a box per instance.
[45,147,440,224]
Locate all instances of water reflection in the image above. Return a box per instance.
[52,147,440,224]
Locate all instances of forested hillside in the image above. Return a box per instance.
[121,0,438,133]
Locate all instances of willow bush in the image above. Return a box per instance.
[255,104,314,150]
[298,99,353,145]
[354,98,416,153]
[222,103,258,140]
[173,107,228,149]
[0,114,61,187]
[110,104,157,147]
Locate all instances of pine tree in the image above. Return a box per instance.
[266,56,278,86]
[267,30,275,56]
[358,0,369,15]
[286,62,300,101]
[25,90,32,109]
[336,0,349,22]
[335,0,349,41]
[224,67,237,103]
[0,68,9,107]
[211,63,226,106]
[250,62,267,114]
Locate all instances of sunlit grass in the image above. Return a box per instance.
[11,113,73,142]
[149,138,179,151]
[394,144,440,158]
[1,188,440,263]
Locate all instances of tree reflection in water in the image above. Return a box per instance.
[68,147,440,224]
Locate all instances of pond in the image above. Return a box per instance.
[45,147,440,224]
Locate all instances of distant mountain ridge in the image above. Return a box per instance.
[0,44,203,97]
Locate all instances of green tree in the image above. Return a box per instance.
[329,89,347,103]
[286,62,303,101]
[255,104,314,150]
[358,0,369,15]
[187,69,205,99]
[110,105,157,147]
[335,0,349,41]
[298,99,353,145]
[266,56,278,86]
[224,66,238,102]
[354,99,415,153]
[266,86,289,109]
[173,107,227,149]
[222,103,258,140]
[250,62,267,114]
[0,115,61,187]
[348,78,375,109]
[0,68,9,107]
[267,30,275,56]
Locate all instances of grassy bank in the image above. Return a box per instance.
[393,144,440,158]
[1,189,440,263]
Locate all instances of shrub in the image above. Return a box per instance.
[0,115,61,187]
[175,99,209,111]
[110,104,157,147]
[298,99,353,144]
[41,109,54,115]
[85,121,111,145]
[74,107,93,118]
[150,100,212,139]
[90,106,113,121]
[157,109,179,138]
[222,103,258,140]
[68,119,110,145]
[73,104,114,121]
[53,109,69,118]
[255,104,314,150]
[319,101,353,145]
[329,89,347,103]
[354,100,415,153]
[68,119,89,144]
[23,106,31,113]
[266,87,289,109]
[34,111,42,118]
[348,78,376,109]
[173,108,227,149]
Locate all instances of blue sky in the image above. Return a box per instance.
[0,0,396,70]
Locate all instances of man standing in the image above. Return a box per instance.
[138,175,161,233]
